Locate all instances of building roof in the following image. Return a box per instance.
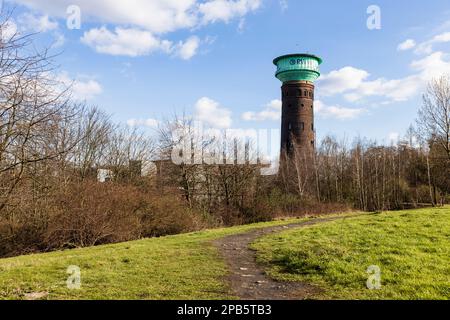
[273,53,323,65]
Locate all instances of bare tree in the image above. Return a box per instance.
[68,107,112,179]
[417,75,450,159]
[0,14,79,212]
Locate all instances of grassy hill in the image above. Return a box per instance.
[0,207,448,300]
[0,217,310,300]
[252,206,450,300]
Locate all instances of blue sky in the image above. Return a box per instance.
[5,0,450,143]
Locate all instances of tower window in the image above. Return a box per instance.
[286,138,293,152]
[301,104,304,108]
[288,123,292,130]
[309,91,312,98]
[311,105,313,109]
[297,89,301,96]
[300,122,305,130]
[311,141,315,147]
[311,123,314,131]
[304,90,307,96]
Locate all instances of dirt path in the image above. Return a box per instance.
[213,217,342,300]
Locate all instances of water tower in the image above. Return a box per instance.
[273,53,322,157]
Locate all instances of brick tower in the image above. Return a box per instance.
[273,54,322,158]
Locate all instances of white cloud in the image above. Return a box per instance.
[199,0,261,24]
[52,32,66,48]
[318,49,450,104]
[11,0,260,59]
[127,118,159,128]
[11,0,260,34]
[315,100,366,120]
[241,98,364,122]
[72,79,103,100]
[397,39,416,51]
[81,27,201,59]
[1,20,17,41]
[18,12,58,32]
[119,62,135,80]
[415,31,450,55]
[434,32,450,42]
[57,73,103,100]
[237,18,246,33]
[318,27,450,105]
[11,0,198,34]
[174,36,200,60]
[410,51,450,80]
[15,12,64,49]
[319,67,370,96]
[388,132,400,144]
[81,27,173,57]
[242,99,365,121]
[194,97,232,128]
[279,0,288,12]
[242,99,281,121]
[341,75,421,103]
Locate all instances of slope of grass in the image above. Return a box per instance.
[0,217,320,300]
[252,206,450,300]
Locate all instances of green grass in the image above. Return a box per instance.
[0,217,316,300]
[251,206,450,300]
[2,208,444,300]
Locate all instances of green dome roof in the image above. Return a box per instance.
[273,53,322,83]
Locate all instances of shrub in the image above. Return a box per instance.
[45,181,142,249]
[139,192,207,237]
